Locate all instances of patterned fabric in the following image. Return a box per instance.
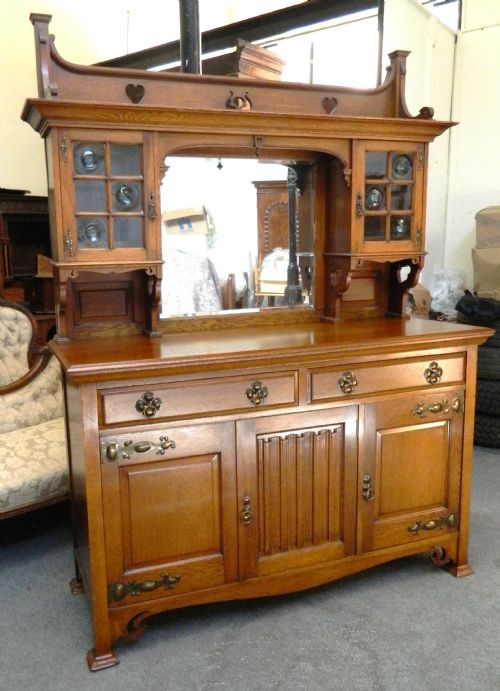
[162,248,222,316]
[0,305,31,386]
[0,356,63,434]
[0,303,67,514]
[0,417,68,514]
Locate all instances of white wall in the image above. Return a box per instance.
[1,2,132,194]
[444,0,500,286]
[1,2,293,196]
[4,0,499,292]
[383,0,456,287]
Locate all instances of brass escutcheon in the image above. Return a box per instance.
[337,371,358,395]
[135,390,162,417]
[240,495,253,525]
[362,473,375,501]
[424,361,443,385]
[355,192,364,217]
[246,381,268,406]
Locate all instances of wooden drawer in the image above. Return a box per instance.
[100,371,298,425]
[309,354,465,402]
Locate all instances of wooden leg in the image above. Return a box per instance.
[430,546,474,577]
[69,577,84,595]
[69,556,84,594]
[86,647,119,671]
[449,563,474,578]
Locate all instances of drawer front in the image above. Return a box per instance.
[309,354,465,402]
[101,371,298,425]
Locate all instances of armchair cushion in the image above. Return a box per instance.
[0,304,31,386]
[0,299,68,517]
[0,417,68,515]
[0,356,63,434]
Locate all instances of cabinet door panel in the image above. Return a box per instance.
[122,453,223,566]
[238,407,358,579]
[101,421,237,606]
[359,390,464,553]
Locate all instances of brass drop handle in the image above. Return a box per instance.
[135,390,162,417]
[246,381,268,406]
[408,513,456,536]
[428,402,444,414]
[424,361,443,385]
[240,496,253,525]
[411,397,462,418]
[337,371,358,395]
[362,474,375,501]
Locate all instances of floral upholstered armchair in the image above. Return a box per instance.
[0,299,68,518]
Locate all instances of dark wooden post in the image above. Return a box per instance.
[284,167,303,305]
[178,0,201,74]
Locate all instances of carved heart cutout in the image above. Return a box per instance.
[322,96,338,114]
[126,84,145,104]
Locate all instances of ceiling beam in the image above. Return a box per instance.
[98,0,378,70]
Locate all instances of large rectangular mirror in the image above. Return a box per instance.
[160,155,316,318]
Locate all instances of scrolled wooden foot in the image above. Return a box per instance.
[123,611,150,641]
[429,546,451,568]
[86,648,119,671]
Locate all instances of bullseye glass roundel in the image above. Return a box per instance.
[391,154,412,180]
[74,143,105,175]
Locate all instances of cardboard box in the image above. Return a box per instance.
[36,254,53,278]
[475,206,500,248]
[410,283,431,318]
[472,247,500,292]
[163,207,208,235]
[475,290,500,301]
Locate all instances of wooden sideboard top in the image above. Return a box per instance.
[50,317,493,383]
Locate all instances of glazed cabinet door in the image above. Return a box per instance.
[353,141,426,255]
[54,129,159,263]
[100,421,237,607]
[237,406,358,579]
[358,389,464,553]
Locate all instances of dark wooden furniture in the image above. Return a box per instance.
[0,188,55,341]
[0,189,49,291]
[22,14,493,671]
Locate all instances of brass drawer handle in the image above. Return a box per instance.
[246,381,268,406]
[408,513,456,536]
[337,371,358,395]
[135,390,162,417]
[240,496,253,525]
[362,474,375,501]
[424,361,443,385]
[103,435,176,462]
[108,573,181,602]
[411,397,462,418]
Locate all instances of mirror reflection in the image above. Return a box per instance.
[160,156,315,317]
